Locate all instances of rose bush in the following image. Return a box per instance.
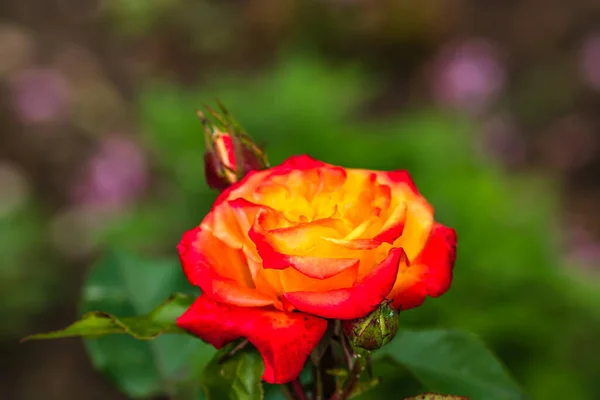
[177,155,457,384]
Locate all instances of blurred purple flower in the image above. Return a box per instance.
[579,32,600,91]
[565,223,600,271]
[431,38,506,114]
[480,114,526,167]
[8,67,71,124]
[71,137,148,209]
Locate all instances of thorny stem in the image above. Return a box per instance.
[333,321,353,370]
[330,355,366,400]
[282,321,366,400]
[320,343,337,398]
[339,331,354,370]
[328,321,367,400]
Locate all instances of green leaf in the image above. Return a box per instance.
[200,343,265,400]
[404,394,470,400]
[22,293,192,341]
[349,377,382,399]
[378,330,528,400]
[80,250,215,398]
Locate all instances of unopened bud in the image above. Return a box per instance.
[343,300,399,351]
[199,103,269,191]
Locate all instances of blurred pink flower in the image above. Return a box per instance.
[431,38,506,114]
[480,114,526,167]
[8,67,71,124]
[565,223,600,271]
[71,137,148,209]
[579,32,600,91]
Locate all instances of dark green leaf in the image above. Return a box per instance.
[80,250,215,398]
[349,377,382,399]
[22,293,192,341]
[378,330,527,400]
[201,343,265,400]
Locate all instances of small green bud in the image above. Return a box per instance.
[343,300,400,351]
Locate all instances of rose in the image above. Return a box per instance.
[177,155,457,384]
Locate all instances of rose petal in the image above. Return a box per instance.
[215,132,236,170]
[416,223,457,296]
[389,223,457,309]
[178,227,275,307]
[213,168,271,207]
[254,160,347,220]
[282,247,405,319]
[278,154,328,170]
[177,295,328,384]
[322,237,382,250]
[381,169,419,194]
[249,210,360,279]
[372,202,407,244]
[396,196,435,260]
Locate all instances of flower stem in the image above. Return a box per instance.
[289,379,308,400]
[312,359,324,400]
[320,342,338,398]
[329,356,366,400]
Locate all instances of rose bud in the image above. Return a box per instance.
[343,300,400,351]
[199,103,269,190]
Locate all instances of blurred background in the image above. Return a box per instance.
[2,0,600,399]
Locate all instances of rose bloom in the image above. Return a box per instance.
[177,155,457,383]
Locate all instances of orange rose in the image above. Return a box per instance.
[177,155,457,384]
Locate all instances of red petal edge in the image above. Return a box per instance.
[282,247,405,320]
[177,296,328,384]
[278,154,328,170]
[391,223,457,309]
[177,227,275,307]
[417,223,457,297]
[383,170,419,194]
